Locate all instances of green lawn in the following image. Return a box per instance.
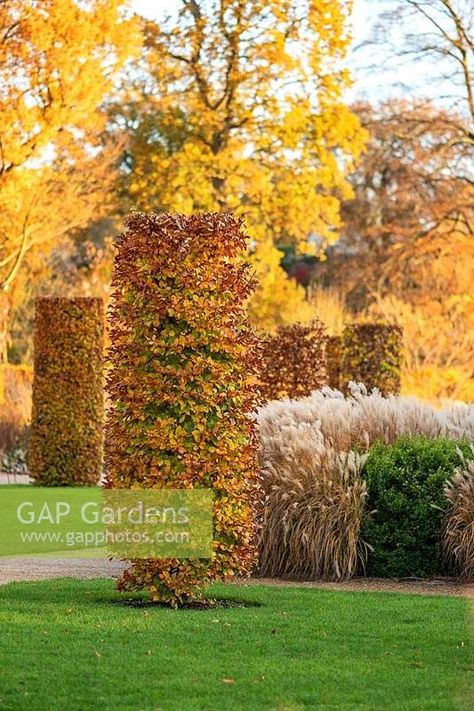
[0,579,471,711]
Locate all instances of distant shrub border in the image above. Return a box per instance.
[259,320,327,402]
[340,323,402,395]
[28,297,104,486]
[106,211,262,607]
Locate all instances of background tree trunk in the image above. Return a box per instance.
[0,291,10,365]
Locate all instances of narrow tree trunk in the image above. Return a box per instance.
[0,291,10,365]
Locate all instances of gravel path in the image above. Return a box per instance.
[0,559,472,597]
[0,558,126,585]
[249,576,474,598]
[0,474,30,485]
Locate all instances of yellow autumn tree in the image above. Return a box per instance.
[0,0,140,356]
[115,0,366,330]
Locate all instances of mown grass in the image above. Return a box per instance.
[0,578,471,710]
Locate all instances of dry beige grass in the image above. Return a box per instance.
[256,385,474,581]
[257,383,474,455]
[443,447,474,580]
[258,425,368,579]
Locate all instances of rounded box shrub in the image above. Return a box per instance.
[340,323,402,395]
[106,212,262,606]
[259,320,327,402]
[362,436,473,577]
[28,297,104,486]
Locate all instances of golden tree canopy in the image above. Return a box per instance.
[119,0,366,248]
[0,0,140,291]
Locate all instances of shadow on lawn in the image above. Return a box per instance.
[112,596,263,610]
[0,577,264,611]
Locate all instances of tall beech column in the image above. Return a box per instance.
[106,212,262,606]
[29,297,104,485]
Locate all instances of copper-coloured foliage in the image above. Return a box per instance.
[259,320,327,402]
[29,297,104,485]
[106,212,262,606]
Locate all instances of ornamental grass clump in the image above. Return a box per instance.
[28,297,104,486]
[259,320,327,402]
[258,416,368,580]
[106,212,262,606]
[258,384,474,456]
[443,447,474,579]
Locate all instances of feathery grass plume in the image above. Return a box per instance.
[258,416,368,579]
[258,384,474,456]
[443,446,474,579]
[259,320,327,402]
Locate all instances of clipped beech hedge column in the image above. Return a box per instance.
[340,323,402,395]
[106,212,262,606]
[326,335,342,390]
[259,320,327,402]
[29,297,104,485]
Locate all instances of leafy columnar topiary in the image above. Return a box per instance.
[28,297,104,485]
[340,323,402,395]
[326,335,342,390]
[362,437,473,577]
[259,320,327,402]
[106,212,262,606]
